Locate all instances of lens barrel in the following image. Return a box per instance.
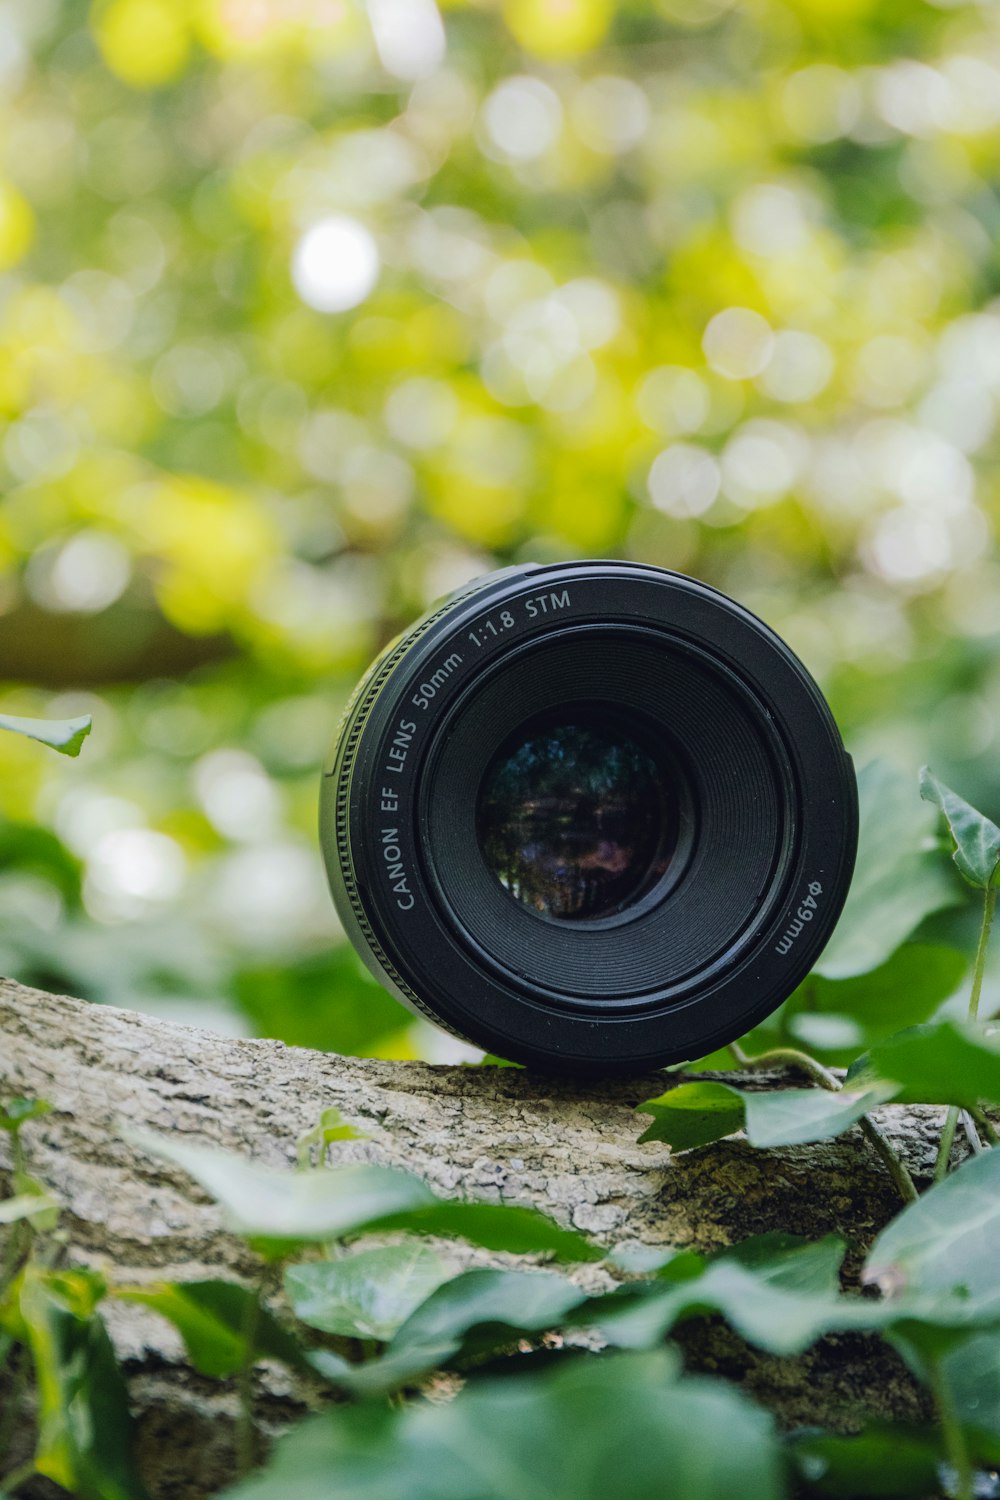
[320,560,857,1074]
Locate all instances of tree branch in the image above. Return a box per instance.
[0,978,941,1497]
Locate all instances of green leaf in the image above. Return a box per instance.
[865,1145,1000,1316]
[16,1268,150,1500]
[322,1266,591,1396]
[743,1087,894,1147]
[847,1021,1000,1107]
[920,767,1000,888]
[236,947,410,1059]
[637,1081,891,1152]
[0,713,93,758]
[372,1200,600,1261]
[386,1272,581,1368]
[284,1245,449,1342]
[581,1239,877,1358]
[935,1329,1000,1447]
[636,1081,745,1150]
[129,1130,434,1246]
[788,943,967,1063]
[789,1425,943,1497]
[117,1280,310,1379]
[130,1130,598,1262]
[0,1098,52,1132]
[719,1233,846,1294]
[816,761,958,979]
[223,1350,786,1500]
[0,1191,59,1226]
[296,1106,367,1170]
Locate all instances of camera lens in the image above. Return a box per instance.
[320,561,857,1074]
[476,712,679,922]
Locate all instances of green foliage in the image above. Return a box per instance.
[783,943,967,1065]
[130,1128,600,1262]
[8,779,1000,1499]
[788,1426,943,1499]
[0,714,93,759]
[813,762,960,981]
[310,1267,592,1397]
[865,1147,1000,1318]
[295,1106,368,1171]
[2,0,999,1063]
[118,1282,312,1380]
[920,769,1000,889]
[222,1351,786,1500]
[0,1192,58,1227]
[6,1267,149,1500]
[128,1130,438,1254]
[935,1331,1000,1450]
[637,1079,891,1151]
[0,1099,51,1133]
[644,1019,1000,1153]
[284,1246,449,1342]
[847,1021,1000,1107]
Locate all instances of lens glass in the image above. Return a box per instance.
[476,712,677,921]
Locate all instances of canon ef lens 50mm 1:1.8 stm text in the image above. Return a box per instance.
[320,560,858,1074]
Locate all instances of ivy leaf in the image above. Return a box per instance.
[847,1021,1000,1107]
[295,1106,367,1170]
[129,1130,434,1253]
[284,1245,449,1342]
[865,1146,1000,1316]
[0,713,92,758]
[118,1280,311,1379]
[637,1081,892,1152]
[129,1130,598,1262]
[787,943,967,1063]
[223,1350,785,1500]
[581,1239,876,1357]
[934,1329,1000,1447]
[310,1268,589,1396]
[390,1267,584,1365]
[788,1424,943,1497]
[816,760,958,979]
[369,1200,599,1261]
[0,1098,52,1132]
[635,1081,744,1150]
[919,767,1000,889]
[15,1267,151,1500]
[720,1233,845,1294]
[0,1191,59,1226]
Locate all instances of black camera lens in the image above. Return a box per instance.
[320,561,857,1074]
[476,711,681,922]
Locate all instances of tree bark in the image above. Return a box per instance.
[0,978,943,1498]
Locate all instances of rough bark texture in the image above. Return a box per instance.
[0,978,947,1498]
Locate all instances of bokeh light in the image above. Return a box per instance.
[0,0,999,1058]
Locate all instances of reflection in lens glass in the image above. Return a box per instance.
[476,718,676,921]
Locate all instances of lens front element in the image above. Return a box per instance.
[320,560,859,1073]
[476,713,676,922]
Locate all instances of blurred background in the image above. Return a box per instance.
[1,0,998,1059]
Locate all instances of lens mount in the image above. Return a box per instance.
[320,561,857,1074]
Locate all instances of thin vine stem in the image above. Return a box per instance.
[727,1040,839,1090]
[934,881,997,1182]
[970,1106,1000,1147]
[934,1108,960,1185]
[930,1358,974,1500]
[236,1281,263,1478]
[967,882,996,1021]
[728,1042,918,1203]
[0,1460,36,1494]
